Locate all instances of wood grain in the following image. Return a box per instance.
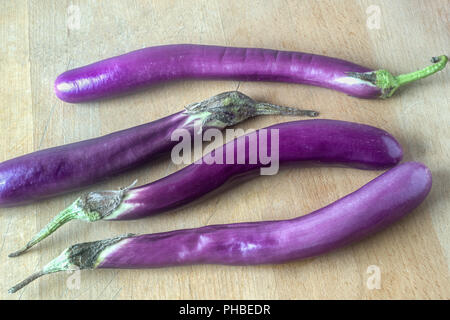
[0,0,448,299]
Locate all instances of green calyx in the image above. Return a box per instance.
[374,69,399,97]
[348,55,448,98]
[184,91,318,129]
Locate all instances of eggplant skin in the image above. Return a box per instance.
[98,162,431,268]
[1,90,316,208]
[115,119,403,220]
[0,112,188,207]
[0,119,401,209]
[55,44,381,103]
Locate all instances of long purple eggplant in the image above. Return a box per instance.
[10,119,402,257]
[0,91,317,207]
[54,44,448,103]
[9,162,431,293]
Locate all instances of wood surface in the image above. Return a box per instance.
[0,0,449,299]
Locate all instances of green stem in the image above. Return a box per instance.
[8,269,58,294]
[348,55,448,98]
[9,247,77,293]
[8,234,134,293]
[8,203,83,257]
[395,55,447,87]
[254,103,318,117]
[9,182,135,257]
[10,92,313,258]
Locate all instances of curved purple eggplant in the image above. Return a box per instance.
[10,119,402,257]
[9,162,431,293]
[0,91,316,207]
[54,44,448,103]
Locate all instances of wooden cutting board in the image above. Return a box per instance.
[1,0,448,299]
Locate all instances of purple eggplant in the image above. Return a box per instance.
[0,91,317,207]
[54,44,448,103]
[9,162,431,294]
[10,119,402,257]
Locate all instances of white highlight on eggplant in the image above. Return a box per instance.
[334,77,377,87]
[334,76,376,87]
[95,237,133,267]
[102,191,137,221]
[55,81,75,93]
[56,74,108,93]
[381,135,403,159]
[196,235,212,251]
[178,247,189,259]
[57,73,110,94]
[239,242,261,254]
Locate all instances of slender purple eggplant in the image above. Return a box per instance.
[54,44,448,103]
[9,162,432,294]
[0,91,317,208]
[10,119,403,257]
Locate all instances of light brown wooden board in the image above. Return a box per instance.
[1,0,449,299]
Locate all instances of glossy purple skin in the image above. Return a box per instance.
[55,44,380,103]
[0,112,190,207]
[99,162,431,268]
[113,119,402,220]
